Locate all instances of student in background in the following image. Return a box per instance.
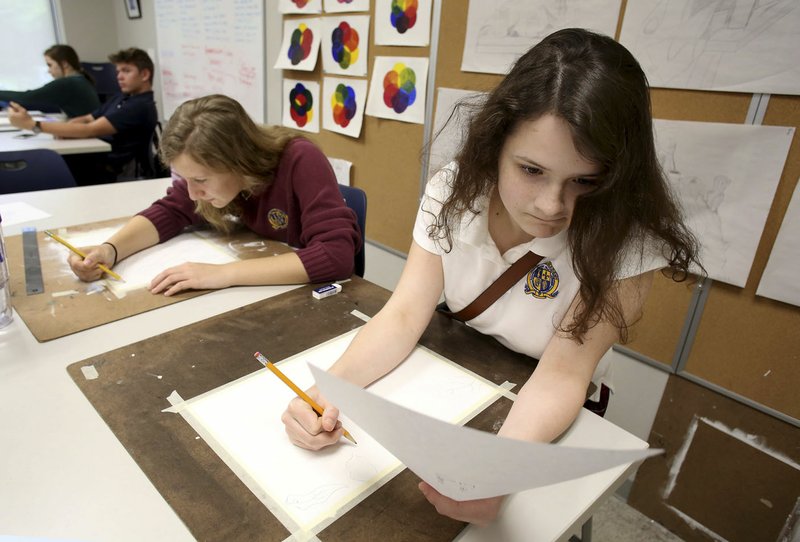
[7,47,157,183]
[281,28,701,525]
[67,94,360,292]
[0,44,100,118]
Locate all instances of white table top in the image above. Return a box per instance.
[0,130,111,155]
[0,180,647,542]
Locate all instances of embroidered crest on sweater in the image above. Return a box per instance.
[524,261,559,299]
[267,208,288,230]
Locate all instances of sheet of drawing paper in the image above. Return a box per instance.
[327,157,352,186]
[428,88,487,179]
[322,76,368,138]
[274,18,322,71]
[460,0,621,74]
[283,79,321,133]
[619,0,800,95]
[0,202,51,227]
[174,330,503,534]
[654,120,794,287]
[313,366,660,501]
[757,180,800,307]
[321,15,369,76]
[365,56,428,124]
[374,0,433,46]
[323,0,369,13]
[56,228,237,295]
[279,0,322,14]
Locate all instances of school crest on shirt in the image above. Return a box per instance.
[267,208,288,230]
[524,261,560,299]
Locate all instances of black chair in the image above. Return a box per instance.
[81,62,121,102]
[339,184,367,277]
[135,121,169,179]
[0,149,77,194]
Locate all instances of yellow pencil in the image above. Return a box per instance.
[254,352,357,445]
[44,230,124,282]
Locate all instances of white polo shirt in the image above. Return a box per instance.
[413,164,667,396]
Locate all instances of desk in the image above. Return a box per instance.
[0,130,111,155]
[0,182,646,541]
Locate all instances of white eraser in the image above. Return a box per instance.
[312,283,342,299]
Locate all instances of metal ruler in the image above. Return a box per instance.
[22,227,44,295]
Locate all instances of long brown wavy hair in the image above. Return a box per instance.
[159,94,298,233]
[430,28,700,343]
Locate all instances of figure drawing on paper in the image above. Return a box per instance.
[632,0,798,89]
[475,0,567,56]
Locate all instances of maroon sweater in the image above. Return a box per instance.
[138,139,361,282]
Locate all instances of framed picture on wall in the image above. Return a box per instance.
[125,0,142,19]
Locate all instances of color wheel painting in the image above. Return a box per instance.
[274,18,321,71]
[323,0,369,12]
[331,22,359,69]
[283,79,319,133]
[374,0,432,46]
[390,0,417,34]
[279,0,322,13]
[290,83,314,127]
[288,24,314,66]
[383,63,416,114]
[366,56,428,124]
[323,77,367,138]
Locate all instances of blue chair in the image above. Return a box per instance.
[339,184,367,277]
[0,149,77,194]
[81,62,121,102]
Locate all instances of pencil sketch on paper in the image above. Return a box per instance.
[653,119,793,288]
[460,0,621,74]
[619,0,800,94]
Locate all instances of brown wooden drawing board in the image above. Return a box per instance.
[6,217,291,341]
[66,278,540,541]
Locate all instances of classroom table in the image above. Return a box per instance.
[0,181,647,541]
[0,130,111,155]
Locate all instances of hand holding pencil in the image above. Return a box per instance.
[259,352,358,448]
[46,230,124,282]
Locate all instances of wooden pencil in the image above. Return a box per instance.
[44,230,124,282]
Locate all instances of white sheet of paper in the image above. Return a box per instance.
[0,202,51,227]
[654,120,794,287]
[619,0,800,95]
[274,18,322,71]
[460,0,622,74]
[312,366,659,501]
[323,0,368,13]
[320,15,369,76]
[283,79,321,133]
[365,56,428,124]
[322,76,367,138]
[171,330,504,534]
[327,157,352,186]
[428,88,487,179]
[374,0,433,46]
[757,180,800,307]
[58,228,237,295]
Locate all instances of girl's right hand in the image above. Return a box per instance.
[67,244,115,282]
[281,388,344,450]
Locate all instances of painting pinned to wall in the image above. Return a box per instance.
[322,76,367,138]
[461,0,622,74]
[365,56,428,124]
[274,18,322,71]
[653,119,794,287]
[279,0,322,14]
[374,0,433,47]
[620,0,800,95]
[282,79,320,133]
[323,0,369,13]
[757,180,800,307]
[321,15,369,76]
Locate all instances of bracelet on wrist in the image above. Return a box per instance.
[103,242,118,266]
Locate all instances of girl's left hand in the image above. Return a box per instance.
[418,482,504,527]
[148,262,231,296]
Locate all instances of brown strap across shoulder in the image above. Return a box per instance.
[442,251,545,322]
